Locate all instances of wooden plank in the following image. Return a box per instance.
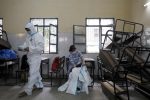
[118,95,128,100]
[127,74,148,83]
[108,81,125,93]
[125,48,144,64]
[127,74,141,84]
[100,50,118,69]
[101,81,126,95]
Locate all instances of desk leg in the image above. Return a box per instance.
[4,62,8,85]
[47,61,49,78]
[40,64,43,78]
[92,62,95,86]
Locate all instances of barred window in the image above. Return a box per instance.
[30,18,58,54]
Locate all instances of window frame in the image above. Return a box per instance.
[0,18,3,38]
[85,18,115,53]
[73,25,86,53]
[30,18,58,54]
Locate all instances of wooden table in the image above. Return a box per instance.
[0,58,19,85]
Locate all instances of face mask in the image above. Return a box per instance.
[27,30,32,35]
[71,50,77,54]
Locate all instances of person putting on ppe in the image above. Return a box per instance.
[58,45,92,95]
[18,22,44,97]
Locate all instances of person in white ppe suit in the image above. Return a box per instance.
[58,45,92,95]
[18,22,44,97]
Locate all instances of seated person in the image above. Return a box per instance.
[58,45,92,95]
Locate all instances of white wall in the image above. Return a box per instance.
[131,0,150,28]
[7,30,98,75]
[0,0,132,75]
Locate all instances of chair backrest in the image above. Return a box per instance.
[0,30,11,49]
[51,56,60,71]
[100,50,119,72]
[58,56,65,71]
[51,56,65,72]
[21,55,29,70]
[124,47,145,64]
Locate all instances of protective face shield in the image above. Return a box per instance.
[25,23,36,36]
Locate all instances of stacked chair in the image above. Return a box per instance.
[49,56,65,86]
[0,29,19,85]
[98,19,150,100]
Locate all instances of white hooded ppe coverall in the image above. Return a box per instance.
[58,65,92,95]
[19,23,44,95]
[58,50,92,95]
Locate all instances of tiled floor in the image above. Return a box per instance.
[0,82,149,100]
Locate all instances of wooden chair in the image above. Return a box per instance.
[100,50,129,100]
[49,56,65,86]
[15,55,29,84]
